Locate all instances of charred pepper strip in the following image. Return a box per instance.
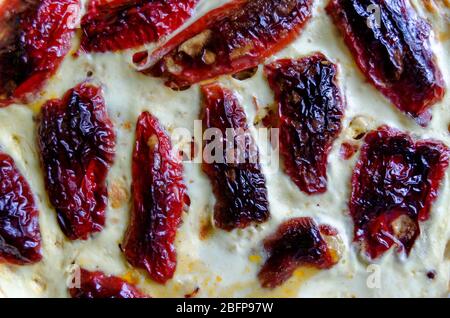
[350,126,449,259]
[69,268,147,298]
[201,83,270,231]
[123,112,189,284]
[264,54,345,194]
[0,0,80,104]
[326,0,445,124]
[0,152,42,265]
[38,83,116,240]
[80,0,199,52]
[139,0,314,89]
[258,217,338,288]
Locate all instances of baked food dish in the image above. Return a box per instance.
[0,0,449,298]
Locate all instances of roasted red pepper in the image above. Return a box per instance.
[201,83,270,231]
[80,0,199,52]
[138,0,314,89]
[264,54,345,194]
[350,126,449,259]
[0,152,42,265]
[0,0,80,105]
[69,268,147,298]
[326,0,445,125]
[258,217,338,288]
[123,112,189,284]
[37,83,116,240]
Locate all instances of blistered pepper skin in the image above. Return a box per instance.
[350,126,449,259]
[201,83,270,231]
[69,269,147,298]
[258,217,338,288]
[0,153,42,265]
[326,0,445,124]
[38,83,116,240]
[123,112,189,284]
[0,0,80,105]
[264,54,345,194]
[139,0,314,89]
[80,0,199,52]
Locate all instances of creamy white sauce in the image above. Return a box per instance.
[0,0,449,298]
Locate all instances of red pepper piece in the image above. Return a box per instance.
[80,0,199,53]
[69,268,147,298]
[138,0,314,89]
[258,217,338,288]
[0,0,80,105]
[264,54,345,194]
[37,83,116,240]
[350,126,449,259]
[0,152,42,265]
[123,112,190,284]
[201,83,270,231]
[326,0,445,125]
[340,142,358,160]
